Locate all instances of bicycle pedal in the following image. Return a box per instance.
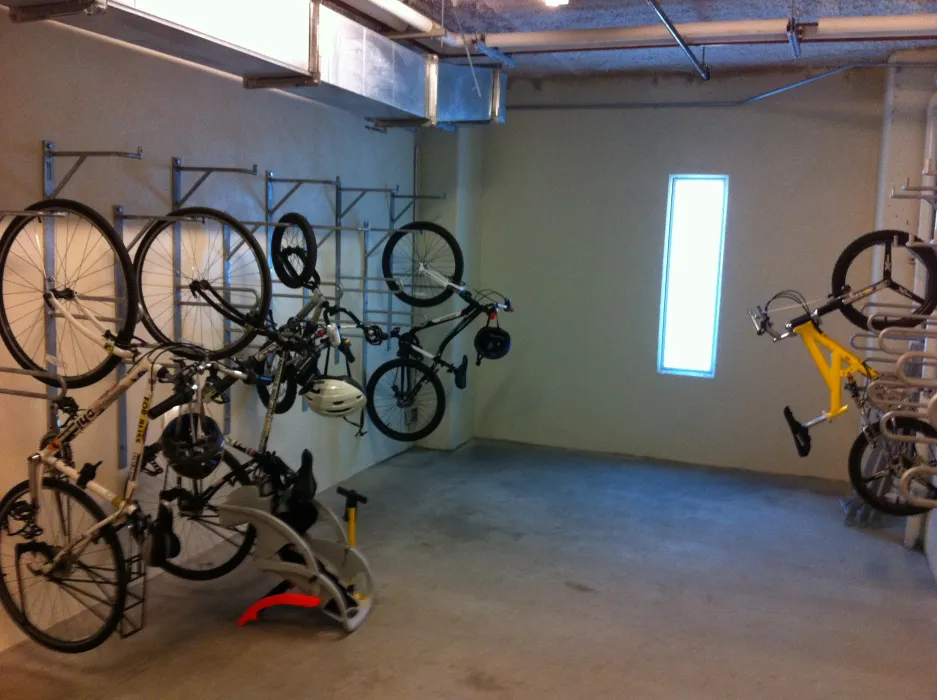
[141,463,164,477]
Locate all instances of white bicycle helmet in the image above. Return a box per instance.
[305,376,366,417]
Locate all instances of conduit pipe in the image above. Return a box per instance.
[347,0,463,47]
[508,62,937,111]
[478,14,937,54]
[349,0,937,56]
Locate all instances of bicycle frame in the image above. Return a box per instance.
[20,296,168,571]
[25,293,244,573]
[404,306,485,368]
[793,321,877,422]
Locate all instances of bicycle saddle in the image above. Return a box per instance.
[783,406,812,458]
[277,450,319,536]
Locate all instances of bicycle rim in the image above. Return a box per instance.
[0,479,126,653]
[135,208,271,358]
[832,231,937,330]
[135,451,255,581]
[0,199,137,388]
[382,222,463,307]
[366,360,445,441]
[271,213,317,289]
[849,420,936,516]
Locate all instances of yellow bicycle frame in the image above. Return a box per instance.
[794,322,877,421]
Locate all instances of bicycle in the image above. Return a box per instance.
[0,286,254,652]
[750,288,937,516]
[365,280,513,442]
[132,206,272,359]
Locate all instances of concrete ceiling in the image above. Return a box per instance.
[403,0,937,75]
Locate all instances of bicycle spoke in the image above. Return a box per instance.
[889,280,925,304]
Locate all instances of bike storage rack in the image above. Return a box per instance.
[218,486,373,631]
[3,142,145,444]
[0,139,448,639]
[115,157,259,436]
[256,173,445,414]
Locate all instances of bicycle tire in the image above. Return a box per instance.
[270,212,317,289]
[0,477,127,653]
[382,221,464,307]
[831,230,937,330]
[160,452,256,580]
[253,355,298,414]
[0,199,138,388]
[365,358,446,441]
[134,207,271,359]
[847,418,936,516]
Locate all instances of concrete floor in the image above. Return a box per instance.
[2,440,937,699]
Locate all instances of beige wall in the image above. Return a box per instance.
[474,69,885,479]
[415,128,484,450]
[0,16,413,650]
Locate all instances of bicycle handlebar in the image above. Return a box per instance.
[749,306,786,341]
[148,388,193,419]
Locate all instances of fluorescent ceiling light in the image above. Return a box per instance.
[544,0,569,6]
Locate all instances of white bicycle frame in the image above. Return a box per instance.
[25,292,244,573]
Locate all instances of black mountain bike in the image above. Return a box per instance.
[365,287,513,442]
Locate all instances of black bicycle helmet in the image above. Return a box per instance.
[160,413,224,480]
[474,326,511,360]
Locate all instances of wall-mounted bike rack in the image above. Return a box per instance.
[9,142,448,443]
[41,141,144,463]
[390,191,446,227]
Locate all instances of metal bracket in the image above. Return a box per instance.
[786,16,804,58]
[171,158,258,208]
[425,54,439,127]
[841,494,881,528]
[263,170,339,232]
[471,38,516,70]
[385,27,448,40]
[366,118,434,131]
[42,141,143,199]
[390,192,447,226]
[243,74,321,90]
[7,0,105,23]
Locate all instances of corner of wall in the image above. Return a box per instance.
[413,128,485,451]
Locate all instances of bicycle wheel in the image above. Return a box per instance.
[253,353,298,414]
[831,230,937,331]
[0,478,127,653]
[382,221,464,307]
[365,358,445,441]
[0,199,138,388]
[847,418,937,516]
[270,212,317,289]
[136,451,256,581]
[134,207,271,358]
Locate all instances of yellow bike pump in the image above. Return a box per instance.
[337,487,368,548]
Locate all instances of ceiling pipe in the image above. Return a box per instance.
[478,14,937,54]
[351,0,464,47]
[645,0,710,80]
[353,0,937,56]
[508,62,937,111]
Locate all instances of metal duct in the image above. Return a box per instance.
[0,0,505,126]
